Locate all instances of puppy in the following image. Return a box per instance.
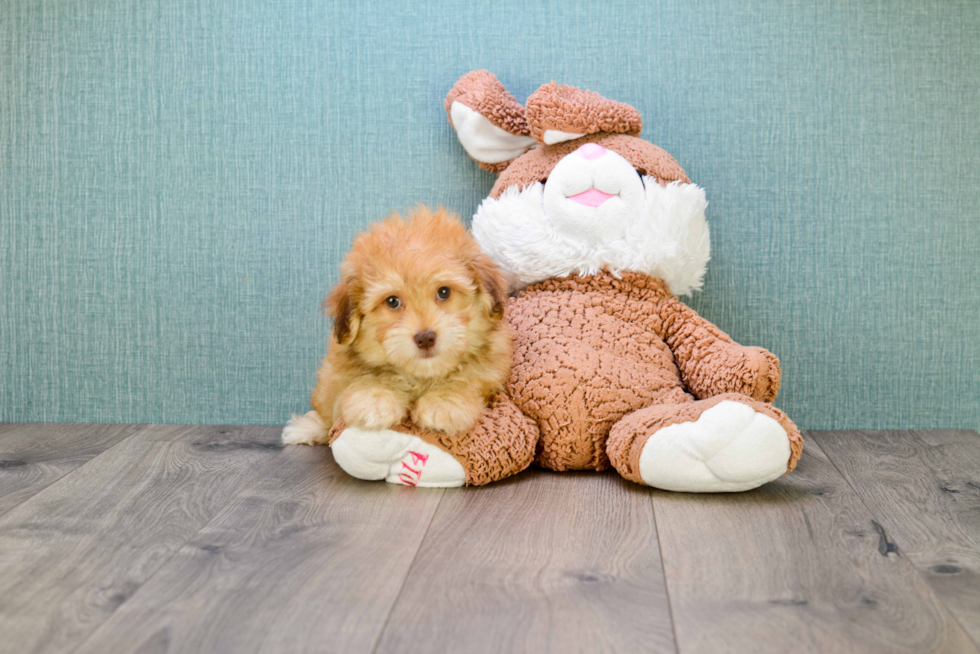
[288,206,511,444]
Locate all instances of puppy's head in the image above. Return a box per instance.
[326,206,507,378]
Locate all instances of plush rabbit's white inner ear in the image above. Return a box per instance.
[450,101,536,164]
[542,129,586,145]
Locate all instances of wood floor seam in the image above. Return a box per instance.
[812,433,980,654]
[369,488,448,654]
[812,430,980,652]
[649,494,681,654]
[0,423,149,520]
[67,445,449,654]
[63,445,290,654]
[0,424,286,654]
[372,472,676,654]
[651,436,979,653]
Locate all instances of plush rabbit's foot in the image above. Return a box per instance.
[608,395,802,492]
[330,426,466,487]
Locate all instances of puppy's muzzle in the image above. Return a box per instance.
[413,330,437,355]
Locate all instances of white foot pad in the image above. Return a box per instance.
[638,401,791,492]
[331,427,466,488]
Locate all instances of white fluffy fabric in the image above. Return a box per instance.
[472,179,710,296]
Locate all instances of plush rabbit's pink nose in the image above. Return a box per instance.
[577,143,606,160]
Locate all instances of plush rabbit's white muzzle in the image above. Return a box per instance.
[543,144,647,244]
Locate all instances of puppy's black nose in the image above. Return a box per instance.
[414,330,436,350]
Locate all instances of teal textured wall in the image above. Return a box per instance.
[1,0,978,429]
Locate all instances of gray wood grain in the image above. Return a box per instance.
[375,469,676,654]
[0,424,283,654]
[651,437,979,654]
[5,426,979,654]
[815,430,980,647]
[71,445,445,654]
[0,422,141,516]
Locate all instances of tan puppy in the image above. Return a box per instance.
[305,206,510,439]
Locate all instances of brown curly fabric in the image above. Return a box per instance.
[489,133,690,199]
[445,69,532,137]
[506,270,789,472]
[525,81,642,144]
[327,271,800,485]
[657,294,781,403]
[328,393,538,486]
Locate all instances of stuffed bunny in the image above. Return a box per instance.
[300,71,802,492]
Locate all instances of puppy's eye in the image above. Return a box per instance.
[385,296,401,310]
[436,286,451,301]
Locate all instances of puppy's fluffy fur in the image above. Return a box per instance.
[295,206,511,442]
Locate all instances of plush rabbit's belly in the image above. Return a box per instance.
[506,273,693,471]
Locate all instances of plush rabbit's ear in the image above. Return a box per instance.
[525,81,642,145]
[445,70,536,172]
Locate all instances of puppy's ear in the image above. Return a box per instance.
[470,253,507,321]
[324,279,361,345]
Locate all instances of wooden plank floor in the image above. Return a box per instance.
[1,424,978,654]
[0,423,141,517]
[815,431,980,645]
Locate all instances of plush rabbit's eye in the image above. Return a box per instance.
[436,287,451,301]
[385,296,401,310]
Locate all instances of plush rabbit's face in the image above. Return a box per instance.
[446,71,711,296]
[543,143,646,244]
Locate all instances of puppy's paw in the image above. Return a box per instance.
[339,386,409,431]
[412,392,483,435]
